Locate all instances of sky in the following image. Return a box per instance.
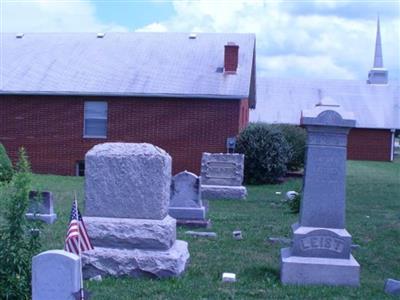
[2,0,399,80]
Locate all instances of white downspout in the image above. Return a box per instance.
[390,129,395,161]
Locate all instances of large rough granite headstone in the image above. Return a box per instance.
[169,171,209,227]
[85,143,170,219]
[200,153,247,200]
[25,191,57,224]
[32,250,80,300]
[82,143,189,278]
[280,98,360,287]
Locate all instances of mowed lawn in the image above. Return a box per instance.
[7,159,400,299]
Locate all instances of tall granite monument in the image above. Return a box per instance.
[280,98,360,286]
[82,143,190,278]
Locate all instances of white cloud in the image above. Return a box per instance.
[136,0,399,80]
[258,55,355,79]
[3,0,398,80]
[2,0,128,32]
[135,22,168,32]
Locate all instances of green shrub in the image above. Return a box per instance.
[273,124,307,171]
[236,123,292,184]
[0,148,42,300]
[0,143,13,183]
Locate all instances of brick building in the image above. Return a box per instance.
[252,77,399,161]
[251,20,399,162]
[0,33,256,175]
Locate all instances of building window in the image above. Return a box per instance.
[84,101,108,138]
[76,161,85,176]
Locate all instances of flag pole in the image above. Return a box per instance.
[75,191,85,300]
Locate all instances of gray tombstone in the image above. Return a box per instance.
[26,191,57,224]
[200,153,247,200]
[384,278,400,296]
[169,171,209,226]
[280,98,360,287]
[82,143,189,278]
[32,250,80,300]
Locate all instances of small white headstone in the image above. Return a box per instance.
[32,250,80,300]
[222,272,236,282]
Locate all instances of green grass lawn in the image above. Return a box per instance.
[5,159,400,299]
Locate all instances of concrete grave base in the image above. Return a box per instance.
[85,215,176,250]
[169,206,206,220]
[25,213,57,224]
[280,248,360,287]
[291,223,352,259]
[176,219,211,228]
[201,185,247,200]
[82,240,190,279]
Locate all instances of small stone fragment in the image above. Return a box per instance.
[275,192,282,195]
[222,272,236,282]
[232,230,243,240]
[89,275,102,282]
[384,278,400,296]
[30,228,40,238]
[285,191,299,201]
[267,237,292,245]
[185,231,217,238]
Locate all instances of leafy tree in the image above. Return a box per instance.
[0,143,13,183]
[0,148,42,300]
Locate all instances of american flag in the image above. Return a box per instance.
[65,198,94,255]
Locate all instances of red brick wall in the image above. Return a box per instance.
[348,128,392,161]
[0,95,248,176]
[239,98,249,131]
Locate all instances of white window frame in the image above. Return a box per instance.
[83,101,108,139]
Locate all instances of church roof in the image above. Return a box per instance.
[251,77,399,130]
[0,32,256,102]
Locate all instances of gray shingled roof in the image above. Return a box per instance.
[0,32,255,101]
[251,78,399,129]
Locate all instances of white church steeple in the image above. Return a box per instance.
[367,17,388,84]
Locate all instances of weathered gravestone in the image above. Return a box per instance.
[200,153,247,200]
[280,98,360,286]
[384,278,400,296]
[32,250,80,300]
[25,191,57,224]
[169,171,209,227]
[82,143,190,278]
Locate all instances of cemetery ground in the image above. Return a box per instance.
[2,159,399,299]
